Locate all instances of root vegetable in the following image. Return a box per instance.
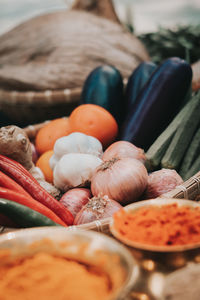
[102,141,146,163]
[53,153,102,192]
[0,126,33,170]
[31,143,39,164]
[50,132,103,170]
[91,158,148,205]
[143,168,183,199]
[74,194,122,225]
[30,167,61,200]
[60,188,92,218]
[0,126,61,198]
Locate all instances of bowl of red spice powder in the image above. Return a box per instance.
[110,198,200,269]
[0,227,139,300]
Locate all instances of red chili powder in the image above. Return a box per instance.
[113,204,200,246]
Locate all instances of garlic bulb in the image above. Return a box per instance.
[53,153,102,191]
[50,132,103,170]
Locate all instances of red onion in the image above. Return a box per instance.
[143,168,183,199]
[74,194,122,225]
[60,188,92,218]
[31,143,39,164]
[103,141,146,164]
[91,157,148,205]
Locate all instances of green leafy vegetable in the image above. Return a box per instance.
[138,25,200,64]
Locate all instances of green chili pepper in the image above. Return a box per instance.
[0,198,61,228]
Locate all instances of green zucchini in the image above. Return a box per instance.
[0,198,61,227]
[145,95,195,171]
[161,91,200,170]
[179,126,200,179]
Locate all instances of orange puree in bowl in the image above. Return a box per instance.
[0,252,112,300]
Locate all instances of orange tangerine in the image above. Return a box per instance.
[35,118,71,154]
[69,104,118,148]
[36,150,54,183]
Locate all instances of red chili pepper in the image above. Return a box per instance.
[0,155,39,184]
[0,170,31,197]
[0,187,67,226]
[0,157,74,225]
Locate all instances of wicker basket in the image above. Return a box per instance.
[1,168,200,235]
[0,0,149,127]
[1,121,200,235]
[66,170,200,233]
[0,88,81,126]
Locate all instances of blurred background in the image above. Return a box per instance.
[0,0,199,126]
[0,0,200,35]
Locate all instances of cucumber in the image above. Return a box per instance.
[145,93,196,171]
[119,57,193,151]
[161,91,200,170]
[179,126,200,179]
[81,65,124,125]
[125,61,157,115]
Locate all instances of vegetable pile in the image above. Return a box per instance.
[146,90,200,180]
[0,154,73,227]
[0,54,199,228]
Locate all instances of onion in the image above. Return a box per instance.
[143,168,183,199]
[60,188,92,218]
[31,143,39,163]
[91,157,148,205]
[74,194,122,225]
[103,141,146,163]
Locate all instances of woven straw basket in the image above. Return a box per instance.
[1,171,200,235]
[0,120,200,235]
[0,0,149,126]
[0,88,81,125]
[1,120,200,235]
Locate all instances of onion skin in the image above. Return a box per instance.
[74,195,122,225]
[103,141,146,164]
[143,168,183,199]
[91,158,148,205]
[31,143,39,164]
[60,188,92,218]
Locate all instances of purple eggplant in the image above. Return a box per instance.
[81,65,124,125]
[119,57,193,151]
[125,61,157,115]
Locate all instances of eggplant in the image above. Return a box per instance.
[119,57,193,151]
[125,61,157,114]
[81,65,124,125]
